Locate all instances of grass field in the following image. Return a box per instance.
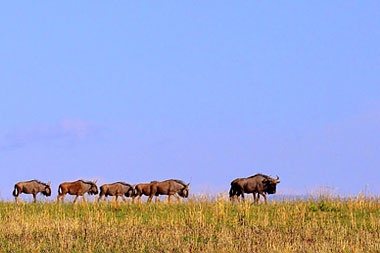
[0,195,379,252]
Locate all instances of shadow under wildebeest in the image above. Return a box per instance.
[149,179,190,203]
[229,174,280,203]
[57,180,98,204]
[98,182,135,203]
[13,180,51,203]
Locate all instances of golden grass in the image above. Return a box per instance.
[0,195,379,252]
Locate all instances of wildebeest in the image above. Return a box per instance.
[98,182,135,203]
[150,179,190,203]
[229,174,280,203]
[57,180,98,204]
[134,182,157,203]
[12,180,51,203]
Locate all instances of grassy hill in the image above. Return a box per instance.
[0,196,379,252]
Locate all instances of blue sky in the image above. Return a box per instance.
[0,1,379,199]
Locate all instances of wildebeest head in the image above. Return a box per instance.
[125,185,135,197]
[42,182,52,196]
[262,176,280,194]
[88,181,99,195]
[178,183,190,198]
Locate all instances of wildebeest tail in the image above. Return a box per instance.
[229,185,235,198]
[58,185,62,195]
[134,186,138,196]
[98,187,104,197]
[12,185,18,197]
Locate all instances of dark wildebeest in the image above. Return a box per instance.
[12,180,51,203]
[57,180,98,204]
[98,182,135,203]
[135,182,157,203]
[229,174,280,203]
[150,179,190,203]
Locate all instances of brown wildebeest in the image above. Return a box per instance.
[229,174,280,203]
[150,179,190,203]
[57,180,98,204]
[12,180,51,203]
[134,182,157,203]
[98,182,135,203]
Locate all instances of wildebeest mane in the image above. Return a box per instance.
[26,179,49,187]
[115,182,132,187]
[248,173,271,179]
[78,179,96,185]
[168,179,186,186]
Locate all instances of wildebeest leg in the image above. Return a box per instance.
[73,195,79,204]
[57,194,64,204]
[137,195,142,203]
[114,196,119,203]
[240,191,245,202]
[229,191,234,202]
[97,194,103,202]
[15,196,19,203]
[82,194,86,203]
[167,195,172,203]
[33,193,37,203]
[121,196,127,203]
[155,195,160,203]
[253,193,257,203]
[175,194,181,203]
[260,193,267,204]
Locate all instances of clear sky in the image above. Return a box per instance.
[0,1,379,199]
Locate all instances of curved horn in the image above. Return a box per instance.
[276,175,279,180]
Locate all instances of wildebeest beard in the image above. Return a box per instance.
[178,188,189,198]
[125,188,134,197]
[88,185,99,195]
[264,182,277,194]
[42,187,52,196]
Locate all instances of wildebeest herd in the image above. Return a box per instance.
[12,174,280,203]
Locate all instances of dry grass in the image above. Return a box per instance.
[0,195,379,252]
